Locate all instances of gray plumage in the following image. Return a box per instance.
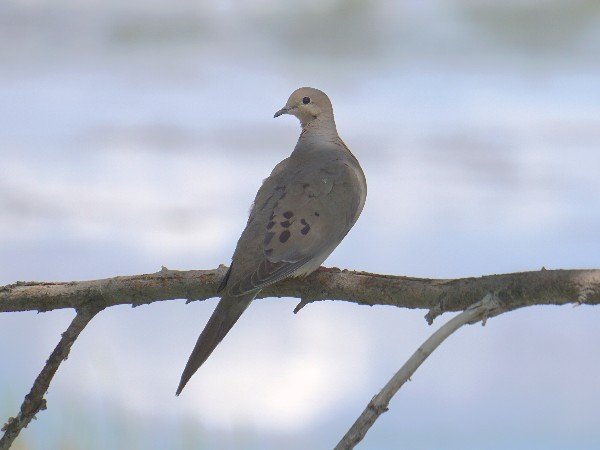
[176,87,367,395]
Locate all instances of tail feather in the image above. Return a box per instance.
[176,292,255,395]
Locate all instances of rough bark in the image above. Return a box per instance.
[1,265,599,449]
[1,266,599,323]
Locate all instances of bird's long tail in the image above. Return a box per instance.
[176,292,256,395]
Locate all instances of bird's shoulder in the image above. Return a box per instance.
[250,147,343,206]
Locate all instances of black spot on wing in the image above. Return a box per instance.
[280,220,291,228]
[301,224,310,235]
[283,211,294,219]
[279,230,291,243]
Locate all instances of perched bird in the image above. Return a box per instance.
[176,87,367,395]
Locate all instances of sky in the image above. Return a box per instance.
[1,1,600,449]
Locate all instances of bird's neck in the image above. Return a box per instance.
[297,115,340,148]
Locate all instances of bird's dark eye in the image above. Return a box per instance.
[302,96,311,104]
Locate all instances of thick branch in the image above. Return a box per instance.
[0,306,101,450]
[1,268,599,449]
[334,294,502,450]
[1,267,599,321]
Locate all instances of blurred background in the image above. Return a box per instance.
[1,0,600,449]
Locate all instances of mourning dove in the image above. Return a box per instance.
[176,87,367,395]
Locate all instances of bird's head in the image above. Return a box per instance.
[274,87,334,128]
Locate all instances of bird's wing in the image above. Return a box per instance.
[227,158,363,295]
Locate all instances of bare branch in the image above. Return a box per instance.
[0,266,599,449]
[0,306,102,450]
[1,267,599,319]
[334,294,503,450]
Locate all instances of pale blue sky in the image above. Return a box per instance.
[1,1,600,449]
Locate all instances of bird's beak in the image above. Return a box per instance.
[274,105,295,118]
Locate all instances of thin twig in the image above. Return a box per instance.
[334,293,503,450]
[0,307,102,450]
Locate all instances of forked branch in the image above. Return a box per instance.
[1,266,599,449]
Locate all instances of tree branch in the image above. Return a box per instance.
[0,306,101,450]
[1,266,599,449]
[1,267,599,321]
[334,293,503,450]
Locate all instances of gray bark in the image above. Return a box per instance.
[2,266,599,323]
[1,265,599,449]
